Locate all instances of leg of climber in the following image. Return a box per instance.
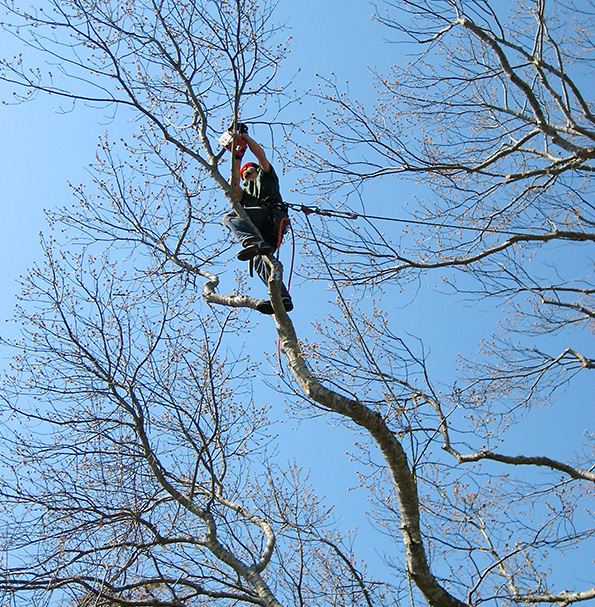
[251,252,293,314]
[252,205,293,314]
[223,208,271,261]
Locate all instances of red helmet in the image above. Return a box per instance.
[240,162,259,180]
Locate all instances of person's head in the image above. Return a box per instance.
[240,162,259,182]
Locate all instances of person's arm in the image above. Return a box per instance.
[233,154,244,201]
[232,145,244,202]
[243,134,271,173]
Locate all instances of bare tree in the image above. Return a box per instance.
[0,1,593,607]
[296,0,595,604]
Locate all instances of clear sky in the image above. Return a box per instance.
[0,0,405,581]
[0,0,386,330]
[1,0,592,599]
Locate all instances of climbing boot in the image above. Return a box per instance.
[256,298,294,315]
[236,240,271,261]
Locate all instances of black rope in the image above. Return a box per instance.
[285,202,539,237]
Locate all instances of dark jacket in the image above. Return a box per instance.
[241,165,283,207]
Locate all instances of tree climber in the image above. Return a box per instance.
[222,124,293,315]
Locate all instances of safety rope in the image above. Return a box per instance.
[303,213,417,421]
[275,215,296,374]
[303,210,419,605]
[277,217,296,290]
[286,202,539,237]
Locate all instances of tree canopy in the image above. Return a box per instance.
[0,1,593,606]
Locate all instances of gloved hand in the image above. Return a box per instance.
[232,136,247,159]
[229,122,248,135]
[219,130,248,159]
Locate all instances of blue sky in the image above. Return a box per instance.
[0,0,384,324]
[1,0,593,600]
[0,0,404,582]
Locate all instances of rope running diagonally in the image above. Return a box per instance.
[303,210,418,606]
[286,202,546,237]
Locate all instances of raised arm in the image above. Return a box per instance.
[233,154,244,201]
[243,134,271,173]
